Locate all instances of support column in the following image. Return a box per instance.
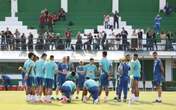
[159,0,166,12]
[165,59,172,81]
[61,0,68,13]
[112,0,119,13]
[11,0,18,17]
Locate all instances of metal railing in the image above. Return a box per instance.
[0,37,175,51]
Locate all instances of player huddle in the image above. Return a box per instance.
[20,51,164,104]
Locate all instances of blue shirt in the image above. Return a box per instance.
[99,57,111,74]
[153,58,162,80]
[121,63,130,79]
[85,64,97,79]
[34,59,45,78]
[59,63,69,75]
[62,81,76,92]
[155,16,161,25]
[44,60,58,80]
[84,79,98,90]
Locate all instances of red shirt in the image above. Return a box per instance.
[39,15,45,24]
[47,15,53,23]
[65,31,71,39]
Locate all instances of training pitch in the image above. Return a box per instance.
[0,91,175,110]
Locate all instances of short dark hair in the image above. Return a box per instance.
[134,53,138,57]
[41,53,47,58]
[50,55,54,60]
[153,51,158,55]
[28,52,34,59]
[103,51,107,57]
[86,76,90,80]
[90,58,94,61]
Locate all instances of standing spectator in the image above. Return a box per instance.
[101,31,107,50]
[121,27,128,50]
[28,32,33,50]
[115,33,121,50]
[39,11,47,33]
[146,29,153,51]
[84,33,93,51]
[113,11,119,29]
[21,33,26,50]
[104,15,110,29]
[5,28,13,50]
[152,31,158,51]
[165,31,173,50]
[65,28,72,48]
[93,35,100,50]
[0,31,6,50]
[47,13,54,32]
[137,29,143,50]
[154,14,162,34]
[14,29,21,50]
[160,31,166,50]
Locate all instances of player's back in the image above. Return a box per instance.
[62,81,76,91]
[84,79,98,89]
[100,57,111,73]
[35,59,45,77]
[44,61,57,79]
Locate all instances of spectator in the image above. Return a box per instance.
[160,31,166,50]
[154,14,162,34]
[146,29,153,51]
[0,31,6,50]
[14,29,21,50]
[76,32,82,50]
[5,27,13,50]
[39,11,47,33]
[137,29,143,50]
[21,33,26,50]
[164,3,173,15]
[47,13,54,32]
[121,27,128,50]
[65,28,72,48]
[27,32,34,50]
[100,31,107,50]
[113,11,119,29]
[93,35,100,50]
[58,8,66,21]
[84,33,93,51]
[104,15,110,29]
[152,31,158,51]
[115,33,121,50]
[165,31,174,50]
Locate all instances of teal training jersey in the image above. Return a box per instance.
[62,81,76,92]
[44,60,58,80]
[99,57,111,74]
[34,59,45,78]
[85,64,97,79]
[84,79,98,90]
[23,59,35,77]
[133,59,141,78]
[66,72,79,82]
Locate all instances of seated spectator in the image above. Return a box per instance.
[76,32,82,50]
[65,28,72,48]
[164,3,173,15]
[58,8,66,21]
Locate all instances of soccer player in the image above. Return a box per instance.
[34,53,47,102]
[23,52,35,102]
[43,55,58,103]
[60,80,76,103]
[66,71,78,83]
[118,57,130,102]
[82,77,99,104]
[99,51,112,102]
[56,57,69,99]
[152,51,164,103]
[131,54,141,102]
[76,61,86,99]
[85,58,97,80]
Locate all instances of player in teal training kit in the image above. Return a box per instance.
[85,58,97,80]
[82,77,99,104]
[34,53,47,102]
[60,80,76,103]
[43,55,58,103]
[23,52,35,102]
[131,54,141,102]
[99,51,112,102]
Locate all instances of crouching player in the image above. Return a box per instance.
[82,77,99,104]
[60,80,76,103]
[43,55,58,103]
[118,57,130,102]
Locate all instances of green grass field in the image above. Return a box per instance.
[0,91,176,110]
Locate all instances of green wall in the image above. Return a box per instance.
[0,0,11,20]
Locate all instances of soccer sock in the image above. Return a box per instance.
[157,97,161,101]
